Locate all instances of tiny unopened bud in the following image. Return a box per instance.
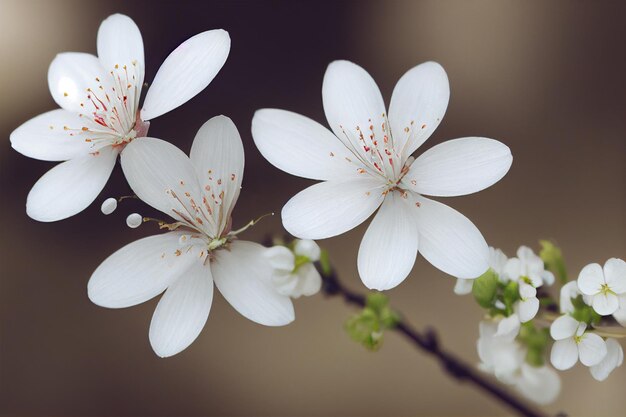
[100,197,117,215]
[126,213,143,228]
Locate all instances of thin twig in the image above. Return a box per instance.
[317,261,562,417]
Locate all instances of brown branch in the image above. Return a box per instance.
[317,261,564,417]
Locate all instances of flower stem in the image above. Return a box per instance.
[316,261,564,417]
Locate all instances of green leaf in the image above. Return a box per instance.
[472,269,499,308]
[503,281,520,314]
[539,240,568,284]
[319,249,332,277]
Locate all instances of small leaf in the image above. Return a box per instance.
[319,249,332,277]
[472,269,499,308]
[539,240,568,284]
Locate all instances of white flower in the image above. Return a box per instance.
[504,246,554,287]
[513,363,561,406]
[10,14,230,222]
[516,282,540,323]
[477,321,525,384]
[265,240,322,298]
[252,61,512,290]
[614,295,626,327]
[589,338,624,381]
[577,258,626,316]
[549,315,607,370]
[87,116,294,357]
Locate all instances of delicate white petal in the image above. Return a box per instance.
[519,282,537,299]
[592,292,619,316]
[504,258,522,281]
[189,115,244,230]
[454,278,473,295]
[358,192,419,290]
[294,239,321,262]
[550,315,579,340]
[120,138,205,227]
[88,232,196,308]
[294,263,323,297]
[388,61,449,159]
[264,246,295,272]
[495,315,521,341]
[590,338,623,381]
[141,29,230,120]
[604,258,626,294]
[578,333,607,367]
[550,339,579,370]
[322,60,386,141]
[577,263,605,295]
[281,178,385,240]
[515,364,561,405]
[489,247,509,279]
[252,109,358,181]
[10,110,98,161]
[517,298,539,323]
[614,299,626,327]
[149,260,213,357]
[542,270,555,286]
[212,241,294,326]
[48,52,109,113]
[560,281,580,314]
[402,138,512,197]
[26,146,117,222]
[413,196,489,279]
[97,14,144,80]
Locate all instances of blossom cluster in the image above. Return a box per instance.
[456,242,625,404]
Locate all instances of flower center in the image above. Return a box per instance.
[599,283,615,296]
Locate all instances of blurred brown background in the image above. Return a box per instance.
[1,0,624,416]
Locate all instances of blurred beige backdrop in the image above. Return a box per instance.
[0,0,624,416]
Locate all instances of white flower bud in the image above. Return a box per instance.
[126,213,143,228]
[100,197,118,215]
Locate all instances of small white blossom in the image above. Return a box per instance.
[589,338,624,381]
[513,363,561,406]
[265,240,322,299]
[11,14,230,222]
[88,116,294,357]
[505,246,554,287]
[577,258,626,316]
[453,247,509,295]
[253,61,513,290]
[516,282,540,323]
[477,321,525,384]
[549,315,607,370]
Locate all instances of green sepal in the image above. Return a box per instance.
[344,292,400,351]
[473,269,499,308]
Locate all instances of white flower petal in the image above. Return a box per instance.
[495,315,521,341]
[265,246,295,272]
[88,232,195,308]
[560,281,580,314]
[294,239,321,262]
[97,14,144,84]
[604,258,626,294]
[358,192,419,290]
[614,298,626,327]
[504,258,522,281]
[577,263,605,295]
[149,260,213,357]
[322,60,386,142]
[189,115,244,231]
[402,137,512,197]
[592,292,619,316]
[590,338,623,381]
[541,270,555,286]
[515,364,561,406]
[517,298,539,323]
[454,278,473,295]
[48,52,109,113]
[413,196,489,279]
[578,332,607,367]
[26,146,117,222]
[141,29,230,121]
[10,110,98,161]
[212,241,294,326]
[120,138,205,227]
[519,282,537,299]
[489,247,509,279]
[281,178,385,240]
[294,263,323,297]
[251,109,358,181]
[550,315,579,340]
[550,339,579,371]
[388,61,449,159]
